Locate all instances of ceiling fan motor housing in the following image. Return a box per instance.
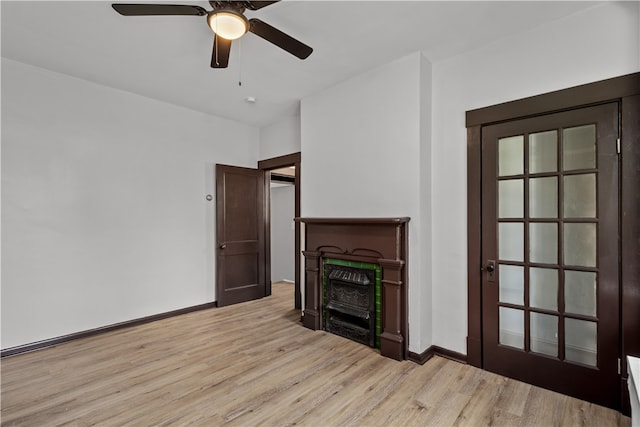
[207,6,249,40]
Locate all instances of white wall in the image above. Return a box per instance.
[418,54,433,350]
[430,1,640,353]
[259,113,301,161]
[270,184,295,282]
[301,52,433,353]
[1,58,259,349]
[3,1,637,356]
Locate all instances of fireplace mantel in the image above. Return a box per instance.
[295,217,409,360]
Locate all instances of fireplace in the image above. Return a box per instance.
[295,217,409,361]
[323,261,380,348]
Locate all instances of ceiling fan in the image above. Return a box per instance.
[112,1,313,68]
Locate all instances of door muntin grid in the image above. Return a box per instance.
[497,125,599,367]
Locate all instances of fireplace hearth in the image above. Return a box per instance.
[295,217,409,361]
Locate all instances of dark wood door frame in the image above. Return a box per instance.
[258,152,302,309]
[466,72,640,413]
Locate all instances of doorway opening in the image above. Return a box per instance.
[269,166,296,298]
[258,153,302,309]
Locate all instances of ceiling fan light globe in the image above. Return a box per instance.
[207,11,248,40]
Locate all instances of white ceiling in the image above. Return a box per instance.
[1,1,603,127]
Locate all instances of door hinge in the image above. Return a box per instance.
[618,358,621,375]
[616,138,621,154]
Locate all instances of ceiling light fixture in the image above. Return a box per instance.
[207,9,248,40]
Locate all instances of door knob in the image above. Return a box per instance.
[219,243,227,249]
[486,260,496,283]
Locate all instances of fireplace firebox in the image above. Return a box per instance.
[323,261,380,348]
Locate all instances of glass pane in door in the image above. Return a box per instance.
[563,125,596,171]
[530,267,558,311]
[565,318,597,366]
[530,312,558,357]
[529,223,558,264]
[500,307,524,350]
[499,265,524,305]
[564,223,596,267]
[564,174,596,218]
[529,130,557,173]
[499,223,524,262]
[499,180,524,218]
[499,136,524,176]
[529,177,557,218]
[565,270,597,316]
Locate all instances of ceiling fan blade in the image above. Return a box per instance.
[112,4,207,16]
[244,1,280,10]
[211,35,232,68]
[248,18,312,60]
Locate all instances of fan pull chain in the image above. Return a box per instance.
[238,38,242,86]
[214,35,219,67]
[213,19,220,67]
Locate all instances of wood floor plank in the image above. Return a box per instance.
[1,282,629,427]
[494,374,532,417]
[452,372,508,426]
[358,356,449,426]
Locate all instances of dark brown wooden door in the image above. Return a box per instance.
[481,103,620,408]
[216,164,266,307]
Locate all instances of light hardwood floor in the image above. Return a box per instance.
[1,282,630,426]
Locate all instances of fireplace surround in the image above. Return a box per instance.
[295,217,409,361]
